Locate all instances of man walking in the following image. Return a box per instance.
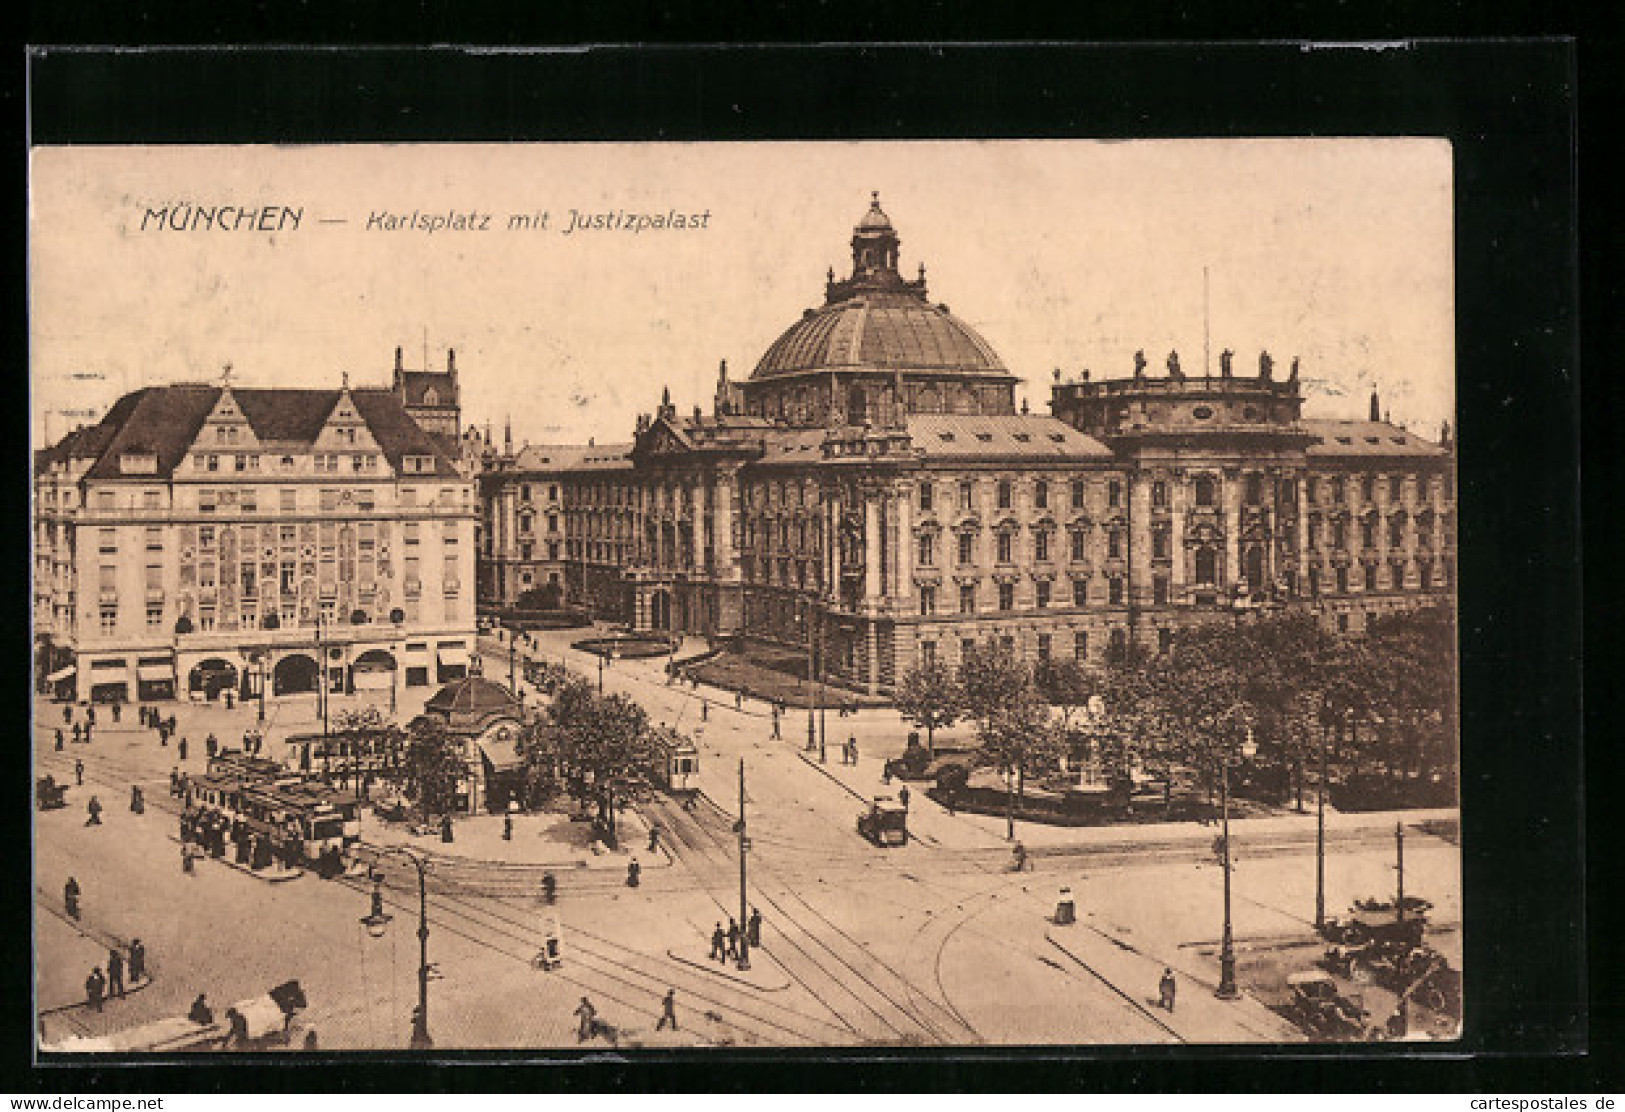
[1158,967,1177,1012]
[85,967,106,1013]
[656,988,678,1031]
[64,876,81,920]
[748,906,763,949]
[128,939,147,986]
[107,947,125,998]
[55,729,64,752]
[74,758,84,786]
[574,996,598,1042]
[85,795,103,827]
[726,917,741,961]
[710,922,727,963]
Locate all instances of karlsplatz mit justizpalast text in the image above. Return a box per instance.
[363,208,713,234]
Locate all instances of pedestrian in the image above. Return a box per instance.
[701,700,709,722]
[74,758,84,786]
[771,708,781,739]
[85,795,103,826]
[205,733,218,758]
[178,736,188,761]
[656,988,678,1031]
[441,813,454,843]
[726,917,741,960]
[898,785,910,812]
[503,812,514,841]
[128,939,146,985]
[626,858,641,887]
[107,947,125,998]
[111,702,121,725]
[85,967,106,1012]
[224,689,234,710]
[710,922,727,962]
[647,823,661,852]
[55,728,64,752]
[302,1029,319,1051]
[1158,968,1177,1012]
[64,876,81,920]
[87,705,96,727]
[849,737,858,765]
[84,723,93,744]
[188,994,213,1025]
[542,872,557,904]
[72,723,82,745]
[170,767,180,797]
[748,906,763,948]
[734,691,743,711]
[130,784,144,814]
[574,996,597,1042]
[63,704,72,726]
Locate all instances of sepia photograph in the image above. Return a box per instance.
[30,139,1463,1053]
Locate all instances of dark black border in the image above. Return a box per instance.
[14,42,1591,1093]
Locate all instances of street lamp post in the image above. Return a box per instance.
[1215,721,1257,1001]
[361,848,434,1050]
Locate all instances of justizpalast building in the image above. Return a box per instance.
[480,194,1456,698]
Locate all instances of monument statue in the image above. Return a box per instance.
[1167,351,1184,380]
[1220,348,1234,377]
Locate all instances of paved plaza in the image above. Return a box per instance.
[34,623,1462,1051]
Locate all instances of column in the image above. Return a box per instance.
[1223,469,1242,589]
[691,479,706,569]
[864,494,882,603]
[894,482,913,605]
[713,469,735,577]
[1129,472,1152,607]
[1171,473,1188,595]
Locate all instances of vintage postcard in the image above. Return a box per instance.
[31,140,1460,1051]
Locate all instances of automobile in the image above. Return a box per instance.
[1285,970,1370,1039]
[36,776,68,811]
[857,795,909,847]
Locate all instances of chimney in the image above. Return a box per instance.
[447,348,457,381]
[1369,389,1382,423]
[393,346,403,390]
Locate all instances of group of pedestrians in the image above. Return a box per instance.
[573,989,680,1042]
[82,940,148,1013]
[839,736,860,765]
[707,907,765,963]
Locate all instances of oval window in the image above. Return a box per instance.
[1192,406,1214,420]
[1242,406,1261,421]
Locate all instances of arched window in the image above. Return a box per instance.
[1194,476,1216,508]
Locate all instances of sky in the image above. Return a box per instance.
[29,140,1455,451]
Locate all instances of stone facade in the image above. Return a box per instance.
[34,361,478,706]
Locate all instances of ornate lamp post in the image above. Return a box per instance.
[1215,717,1258,1001]
[360,849,434,1050]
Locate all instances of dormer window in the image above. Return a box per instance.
[119,451,158,475]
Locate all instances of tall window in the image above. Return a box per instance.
[1037,633,1051,661]
[1195,548,1217,586]
[1036,581,1051,608]
[1108,480,1122,508]
[959,584,976,614]
[996,532,1014,564]
[1152,480,1168,508]
[921,641,937,667]
[1108,530,1122,558]
[1034,530,1050,562]
[1035,480,1049,509]
[919,482,934,512]
[1071,530,1087,562]
[918,533,936,567]
[1153,578,1169,605]
[1194,475,1216,508]
[1245,474,1263,506]
[957,533,974,566]
[997,480,1013,510]
[1335,566,1349,594]
[1108,577,1124,605]
[1390,475,1403,502]
[1073,579,1088,606]
[1361,476,1376,502]
[1074,631,1088,662]
[959,481,974,511]
[998,582,1015,611]
[1152,526,1169,559]
[1071,480,1087,510]
[1364,564,1378,592]
[919,586,936,616]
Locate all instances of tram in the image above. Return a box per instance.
[188,759,360,865]
[650,732,700,795]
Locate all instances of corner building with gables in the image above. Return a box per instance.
[34,352,478,706]
[510,196,1456,697]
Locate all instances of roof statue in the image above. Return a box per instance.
[1167,350,1184,381]
[1288,356,1300,383]
[1220,348,1234,378]
[1259,350,1274,381]
[1133,350,1147,380]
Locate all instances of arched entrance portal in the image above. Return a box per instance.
[650,590,671,632]
[351,649,397,692]
[189,658,238,700]
[272,653,320,695]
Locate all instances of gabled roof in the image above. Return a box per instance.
[398,370,457,406]
[508,443,636,473]
[50,383,462,482]
[905,415,1115,461]
[1303,420,1448,459]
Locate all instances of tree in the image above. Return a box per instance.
[516,716,562,808]
[403,716,465,823]
[518,582,564,612]
[330,706,398,795]
[548,682,655,849]
[894,659,962,757]
[974,684,1062,840]
[1034,658,1099,733]
[957,641,1031,723]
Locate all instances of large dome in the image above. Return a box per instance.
[751,292,1009,380]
